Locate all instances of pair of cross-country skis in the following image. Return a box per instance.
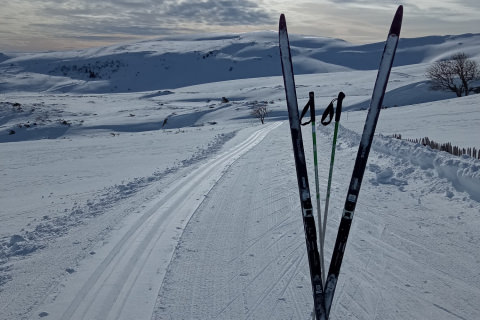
[279,6,403,320]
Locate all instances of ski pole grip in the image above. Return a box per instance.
[335,92,345,122]
[309,92,315,122]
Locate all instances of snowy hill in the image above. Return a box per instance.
[0,30,480,320]
[0,53,9,63]
[1,32,480,93]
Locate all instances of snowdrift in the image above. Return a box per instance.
[373,134,480,202]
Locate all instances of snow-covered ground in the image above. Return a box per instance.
[0,30,479,320]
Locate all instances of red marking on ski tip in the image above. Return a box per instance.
[279,14,286,30]
[389,5,403,36]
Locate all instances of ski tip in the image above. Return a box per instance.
[279,14,286,30]
[389,5,403,37]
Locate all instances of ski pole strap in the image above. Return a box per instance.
[321,91,346,125]
[321,99,335,126]
[300,92,315,126]
[300,100,311,126]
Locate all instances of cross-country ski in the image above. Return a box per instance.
[325,6,403,316]
[279,14,328,319]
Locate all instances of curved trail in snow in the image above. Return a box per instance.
[36,121,282,320]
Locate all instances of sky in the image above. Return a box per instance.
[0,0,479,52]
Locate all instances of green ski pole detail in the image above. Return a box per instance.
[321,92,345,248]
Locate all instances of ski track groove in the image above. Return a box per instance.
[244,242,304,319]
[270,244,306,316]
[432,304,469,320]
[227,215,295,264]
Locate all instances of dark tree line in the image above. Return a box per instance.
[393,134,479,160]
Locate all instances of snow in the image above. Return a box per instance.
[0,30,479,320]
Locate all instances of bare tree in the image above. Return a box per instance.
[426,53,480,97]
[251,105,268,124]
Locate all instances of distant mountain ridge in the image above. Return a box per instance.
[1,32,479,93]
[0,53,9,63]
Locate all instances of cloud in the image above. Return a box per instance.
[36,0,272,36]
[0,0,273,50]
[165,0,271,25]
[322,0,400,10]
[2,0,479,51]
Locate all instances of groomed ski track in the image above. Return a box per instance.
[33,122,282,320]
[31,120,480,320]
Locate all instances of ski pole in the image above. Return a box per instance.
[321,92,345,255]
[301,93,326,320]
[300,92,326,288]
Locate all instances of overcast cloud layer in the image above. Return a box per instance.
[0,0,479,51]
